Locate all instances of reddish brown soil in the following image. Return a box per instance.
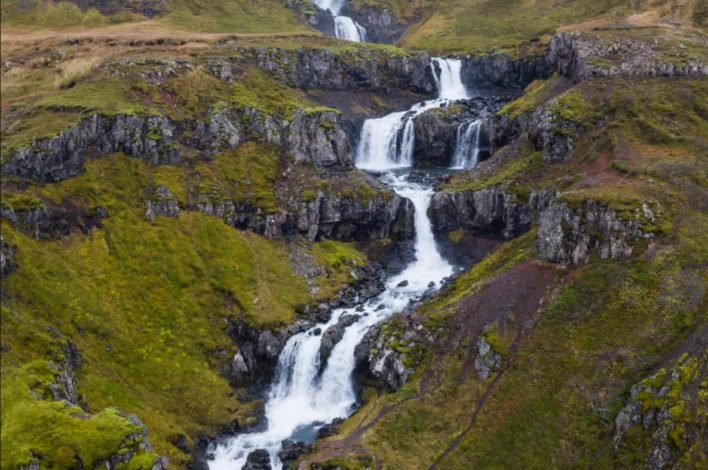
[303,261,562,469]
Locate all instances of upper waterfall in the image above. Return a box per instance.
[355,57,470,171]
[312,0,367,42]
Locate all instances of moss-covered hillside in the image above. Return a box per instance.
[1,1,706,469]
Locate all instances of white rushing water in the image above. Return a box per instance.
[312,0,366,42]
[451,119,482,170]
[208,57,467,470]
[356,57,469,171]
[209,174,453,470]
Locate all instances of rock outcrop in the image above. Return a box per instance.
[234,47,435,94]
[461,53,551,92]
[287,0,335,37]
[537,200,651,266]
[1,201,106,240]
[0,236,17,277]
[277,440,311,468]
[613,351,706,470]
[355,315,425,392]
[348,6,407,44]
[548,32,708,82]
[197,189,414,242]
[429,187,553,239]
[145,185,180,221]
[1,114,178,182]
[319,314,360,369]
[287,109,353,169]
[473,336,502,380]
[243,449,271,470]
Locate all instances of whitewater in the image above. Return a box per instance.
[208,58,470,469]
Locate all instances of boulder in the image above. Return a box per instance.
[319,314,360,369]
[243,449,271,470]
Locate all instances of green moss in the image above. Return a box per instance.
[482,325,510,359]
[497,78,553,119]
[0,152,361,464]
[1,360,149,469]
[35,79,151,117]
[196,142,280,214]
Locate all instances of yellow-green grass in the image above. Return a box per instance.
[400,0,629,54]
[1,360,158,469]
[1,153,369,464]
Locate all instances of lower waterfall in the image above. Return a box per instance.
[208,173,453,469]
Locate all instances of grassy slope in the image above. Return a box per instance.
[306,76,708,468]
[0,0,309,34]
[0,38,376,467]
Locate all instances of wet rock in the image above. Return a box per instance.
[396,280,408,287]
[317,418,344,438]
[287,1,335,37]
[319,314,360,368]
[258,330,287,360]
[277,440,311,468]
[537,200,650,266]
[243,449,271,470]
[473,336,502,380]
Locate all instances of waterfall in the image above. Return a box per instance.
[335,16,366,42]
[208,57,466,470]
[355,57,469,171]
[208,173,453,470]
[430,58,468,101]
[451,120,482,170]
[312,0,366,42]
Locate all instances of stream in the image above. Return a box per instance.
[208,58,478,470]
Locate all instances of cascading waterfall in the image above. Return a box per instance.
[356,57,469,171]
[208,59,467,469]
[451,119,482,170]
[312,0,366,42]
[334,16,367,42]
[208,174,453,470]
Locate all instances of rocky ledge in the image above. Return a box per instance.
[431,186,656,266]
[2,104,355,183]
[429,187,553,239]
[537,200,653,266]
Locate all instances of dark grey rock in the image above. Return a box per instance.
[429,187,553,239]
[319,314,360,368]
[2,114,179,182]
[243,449,271,470]
[1,236,17,278]
[537,200,649,266]
[277,440,311,469]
